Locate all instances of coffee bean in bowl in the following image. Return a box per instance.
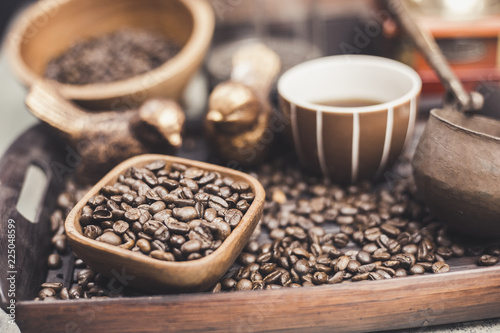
[45,29,181,85]
[65,155,265,293]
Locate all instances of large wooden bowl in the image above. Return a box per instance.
[65,154,265,293]
[6,0,214,109]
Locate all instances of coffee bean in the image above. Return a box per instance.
[356,251,372,265]
[368,272,384,280]
[312,271,328,285]
[478,254,499,266]
[77,269,95,288]
[293,259,310,276]
[394,253,415,270]
[402,244,418,254]
[334,256,350,272]
[409,264,425,275]
[136,239,151,254]
[47,254,62,269]
[38,288,56,300]
[431,261,450,273]
[181,239,202,255]
[225,209,244,227]
[83,225,102,239]
[169,206,198,222]
[233,279,252,291]
[112,220,129,235]
[98,232,122,246]
[60,287,70,300]
[68,286,83,299]
[352,272,370,282]
[165,219,190,234]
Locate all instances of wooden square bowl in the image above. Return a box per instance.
[65,154,265,293]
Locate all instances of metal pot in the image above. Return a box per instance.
[391,0,500,237]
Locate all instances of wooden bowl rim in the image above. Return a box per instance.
[65,154,265,273]
[6,0,214,101]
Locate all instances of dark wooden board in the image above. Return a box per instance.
[2,123,500,333]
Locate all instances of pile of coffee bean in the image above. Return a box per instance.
[210,159,500,292]
[79,160,253,262]
[37,157,499,300]
[44,28,180,85]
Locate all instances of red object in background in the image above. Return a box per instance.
[410,15,500,95]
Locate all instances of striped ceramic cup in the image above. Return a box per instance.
[278,55,422,183]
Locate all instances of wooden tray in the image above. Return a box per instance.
[1,124,500,333]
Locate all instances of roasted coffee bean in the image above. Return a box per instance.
[171,207,198,222]
[293,259,310,276]
[231,181,250,193]
[236,200,250,213]
[38,288,56,300]
[292,248,310,259]
[51,234,68,254]
[312,271,328,285]
[478,254,499,266]
[451,244,465,257]
[334,256,350,272]
[60,287,70,300]
[143,220,163,235]
[394,253,415,270]
[211,283,222,293]
[47,254,62,269]
[150,239,166,252]
[83,225,102,239]
[368,272,384,280]
[352,272,370,282]
[346,260,361,274]
[98,232,122,246]
[234,279,253,291]
[356,251,372,265]
[69,286,83,299]
[394,268,407,277]
[221,278,237,290]
[409,264,425,275]
[377,266,395,276]
[225,209,244,227]
[77,269,96,288]
[431,261,450,273]
[184,167,204,179]
[165,219,190,234]
[154,226,170,242]
[365,228,382,242]
[181,239,202,255]
[112,220,129,235]
[286,226,307,240]
[145,160,166,171]
[41,282,63,292]
[138,232,153,242]
[402,244,418,255]
[136,239,151,254]
[357,263,377,274]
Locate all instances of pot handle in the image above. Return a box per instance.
[388,0,484,113]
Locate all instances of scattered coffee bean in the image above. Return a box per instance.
[47,254,62,269]
[478,254,499,266]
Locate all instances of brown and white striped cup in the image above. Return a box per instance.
[278,55,422,183]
